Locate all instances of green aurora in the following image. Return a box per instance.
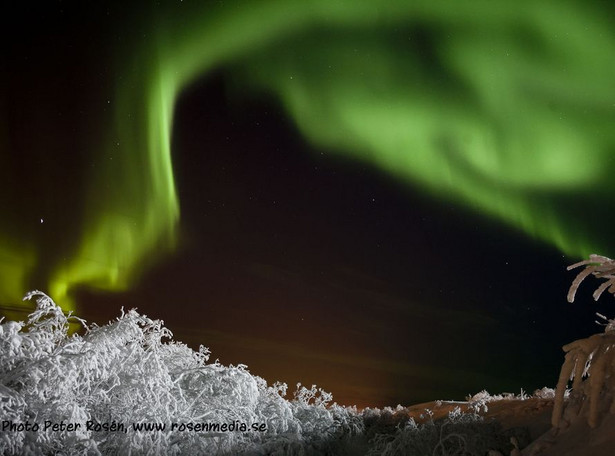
[2,0,614,310]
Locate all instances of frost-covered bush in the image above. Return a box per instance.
[366,407,514,456]
[464,389,534,414]
[532,387,557,400]
[0,291,360,455]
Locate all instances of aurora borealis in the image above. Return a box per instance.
[2,0,615,407]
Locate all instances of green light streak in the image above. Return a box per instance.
[2,0,614,309]
[49,54,181,309]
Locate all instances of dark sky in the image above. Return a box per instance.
[2,1,613,408]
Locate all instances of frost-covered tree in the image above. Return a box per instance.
[552,255,615,429]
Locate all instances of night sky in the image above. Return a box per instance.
[2,1,615,408]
